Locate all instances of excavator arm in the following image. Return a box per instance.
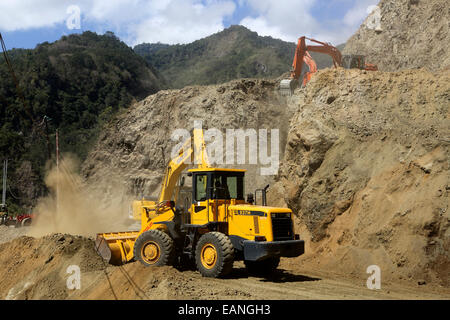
[289,36,307,81]
[289,37,342,80]
[280,36,376,96]
[283,36,342,93]
[302,51,318,87]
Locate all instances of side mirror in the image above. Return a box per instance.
[180,176,185,186]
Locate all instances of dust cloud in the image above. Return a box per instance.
[29,155,135,237]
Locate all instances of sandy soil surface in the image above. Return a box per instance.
[0,232,448,300]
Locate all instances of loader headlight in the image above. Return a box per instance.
[271,212,291,218]
[254,236,266,242]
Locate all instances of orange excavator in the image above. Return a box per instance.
[301,51,317,87]
[280,36,378,95]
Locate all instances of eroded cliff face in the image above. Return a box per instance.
[275,67,449,286]
[343,0,450,72]
[81,79,294,201]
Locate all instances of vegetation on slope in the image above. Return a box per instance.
[135,25,343,88]
[0,31,164,211]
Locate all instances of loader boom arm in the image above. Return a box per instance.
[158,128,210,202]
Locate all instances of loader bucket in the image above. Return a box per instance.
[95,231,139,265]
[279,78,298,96]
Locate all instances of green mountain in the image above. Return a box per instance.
[135,25,343,89]
[0,31,164,211]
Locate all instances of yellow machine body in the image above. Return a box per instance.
[95,130,303,269]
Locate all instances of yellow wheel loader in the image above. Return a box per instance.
[96,129,304,278]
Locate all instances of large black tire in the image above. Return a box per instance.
[195,232,234,278]
[245,257,280,276]
[133,230,175,267]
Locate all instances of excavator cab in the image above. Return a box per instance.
[342,54,366,69]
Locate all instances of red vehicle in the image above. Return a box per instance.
[15,214,33,227]
[0,212,33,227]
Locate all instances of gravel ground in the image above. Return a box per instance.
[0,225,30,245]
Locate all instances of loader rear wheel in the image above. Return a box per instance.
[245,257,280,276]
[134,230,175,267]
[195,232,234,278]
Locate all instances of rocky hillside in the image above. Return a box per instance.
[343,0,450,71]
[81,79,293,200]
[274,67,449,286]
[135,25,342,89]
[80,65,449,287]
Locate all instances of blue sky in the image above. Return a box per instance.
[0,0,379,50]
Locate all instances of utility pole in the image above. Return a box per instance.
[56,129,60,217]
[1,159,7,209]
[0,160,7,225]
[44,116,52,161]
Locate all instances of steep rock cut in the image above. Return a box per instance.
[276,67,449,286]
[343,0,450,72]
[82,79,293,200]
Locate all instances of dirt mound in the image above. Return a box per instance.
[0,233,193,300]
[273,67,449,287]
[0,234,104,299]
[0,233,257,300]
[343,0,450,72]
[82,78,293,200]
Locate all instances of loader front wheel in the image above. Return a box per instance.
[195,232,234,278]
[134,230,175,267]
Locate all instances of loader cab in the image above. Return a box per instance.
[189,169,245,202]
[187,168,245,225]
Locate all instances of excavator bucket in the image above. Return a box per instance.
[279,78,298,96]
[95,231,139,265]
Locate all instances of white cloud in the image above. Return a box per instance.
[128,0,236,45]
[240,0,319,42]
[0,0,73,31]
[0,0,380,47]
[0,0,235,45]
[240,0,379,45]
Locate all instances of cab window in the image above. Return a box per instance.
[226,176,238,199]
[195,175,208,201]
[211,173,244,200]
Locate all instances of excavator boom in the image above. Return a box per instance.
[281,36,342,96]
[280,36,377,96]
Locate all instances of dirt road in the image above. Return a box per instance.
[70,261,450,300]
[1,232,449,300]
